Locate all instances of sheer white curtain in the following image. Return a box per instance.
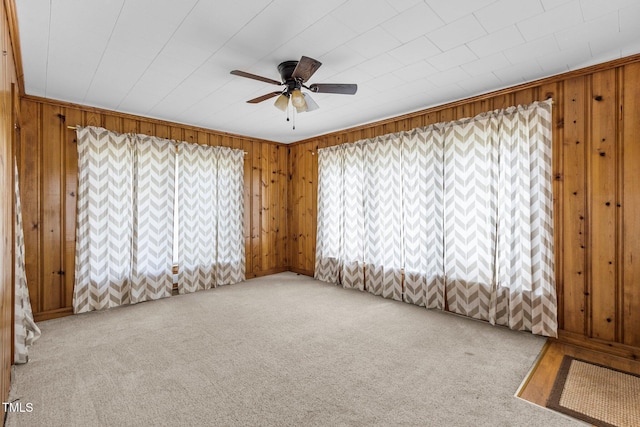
[315,100,557,337]
[73,126,175,313]
[177,142,245,294]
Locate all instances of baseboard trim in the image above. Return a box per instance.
[555,330,640,361]
[247,267,290,278]
[34,308,73,322]
[35,268,294,322]
[288,267,313,277]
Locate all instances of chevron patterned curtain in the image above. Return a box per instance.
[315,100,557,337]
[315,137,404,302]
[444,101,556,336]
[443,115,498,322]
[341,143,365,291]
[177,142,245,294]
[491,101,557,336]
[73,127,175,313]
[215,147,246,285]
[402,126,445,309]
[74,127,134,313]
[363,136,403,301]
[131,135,175,303]
[315,146,344,284]
[315,144,365,289]
[177,141,218,294]
[14,158,41,363]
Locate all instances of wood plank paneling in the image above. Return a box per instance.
[260,143,272,271]
[140,121,154,136]
[103,115,122,133]
[122,118,138,134]
[562,76,587,335]
[19,99,40,311]
[154,124,169,139]
[41,104,63,312]
[84,110,101,128]
[170,126,182,142]
[588,70,617,342]
[621,62,640,348]
[288,56,640,355]
[251,142,263,275]
[540,81,564,327]
[18,96,289,319]
[279,145,288,267]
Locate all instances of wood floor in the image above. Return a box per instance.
[518,340,640,409]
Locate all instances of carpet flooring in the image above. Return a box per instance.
[8,272,582,426]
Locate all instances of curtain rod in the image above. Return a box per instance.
[67,126,248,154]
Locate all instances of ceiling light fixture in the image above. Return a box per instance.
[291,89,307,112]
[274,94,289,112]
[230,56,357,130]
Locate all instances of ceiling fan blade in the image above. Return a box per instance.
[292,56,322,82]
[309,83,357,95]
[247,91,283,104]
[230,70,282,86]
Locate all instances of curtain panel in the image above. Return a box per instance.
[363,136,403,301]
[402,126,445,309]
[443,114,498,322]
[177,142,245,294]
[74,127,175,313]
[14,159,41,363]
[74,127,136,313]
[131,134,175,303]
[74,127,245,312]
[315,100,557,337]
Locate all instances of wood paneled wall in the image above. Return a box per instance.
[289,55,640,357]
[1,0,20,405]
[18,96,289,321]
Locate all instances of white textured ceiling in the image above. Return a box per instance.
[16,0,640,143]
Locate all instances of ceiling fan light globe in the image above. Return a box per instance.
[291,89,307,109]
[302,93,319,111]
[274,94,289,111]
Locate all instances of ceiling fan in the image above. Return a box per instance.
[230,56,357,115]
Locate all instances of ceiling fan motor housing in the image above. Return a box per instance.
[278,60,299,83]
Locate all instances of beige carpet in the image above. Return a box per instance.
[547,356,640,427]
[8,272,582,426]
